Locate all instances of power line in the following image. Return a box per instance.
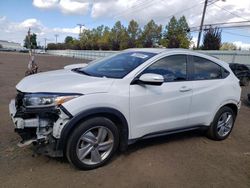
[114,0,154,19]
[115,0,159,19]
[84,0,158,27]
[196,0,229,48]
[212,3,250,21]
[190,20,250,30]
[207,0,221,6]
[87,0,204,27]
[190,24,250,32]
[155,0,205,23]
[222,30,250,38]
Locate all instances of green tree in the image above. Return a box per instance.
[24,33,37,49]
[120,28,130,50]
[64,36,74,44]
[163,16,191,48]
[47,43,57,50]
[80,29,93,50]
[71,39,81,50]
[202,27,221,50]
[177,16,191,48]
[110,21,126,50]
[92,26,104,50]
[127,20,141,48]
[220,42,237,50]
[98,26,111,50]
[162,16,178,47]
[140,20,162,48]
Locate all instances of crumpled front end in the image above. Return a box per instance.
[9,91,71,157]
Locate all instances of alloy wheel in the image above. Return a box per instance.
[217,112,233,137]
[76,126,114,165]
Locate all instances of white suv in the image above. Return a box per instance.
[9,48,241,170]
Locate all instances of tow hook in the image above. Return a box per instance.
[17,139,37,147]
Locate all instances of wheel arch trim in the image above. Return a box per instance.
[210,99,240,124]
[56,107,129,153]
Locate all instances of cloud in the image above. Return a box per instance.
[33,0,89,15]
[2,0,250,47]
[59,0,89,14]
[233,41,250,50]
[32,0,250,27]
[52,26,80,34]
[190,37,198,48]
[30,0,249,46]
[33,0,59,9]
[0,17,84,45]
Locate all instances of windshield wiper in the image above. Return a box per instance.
[72,68,92,76]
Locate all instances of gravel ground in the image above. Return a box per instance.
[0,51,249,188]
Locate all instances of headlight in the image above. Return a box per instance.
[23,93,82,108]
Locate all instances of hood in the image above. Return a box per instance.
[16,69,114,94]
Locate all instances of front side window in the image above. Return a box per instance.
[76,52,156,78]
[192,56,222,80]
[142,55,187,82]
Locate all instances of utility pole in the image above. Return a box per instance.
[27,28,32,54]
[196,0,225,48]
[44,38,48,52]
[197,0,208,49]
[27,28,31,46]
[77,24,84,36]
[55,34,59,44]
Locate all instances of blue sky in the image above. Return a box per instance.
[0,0,250,49]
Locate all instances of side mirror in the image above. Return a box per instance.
[135,73,164,86]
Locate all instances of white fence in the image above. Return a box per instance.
[197,50,250,65]
[47,49,250,64]
[47,50,116,60]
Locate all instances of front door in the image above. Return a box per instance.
[129,55,193,139]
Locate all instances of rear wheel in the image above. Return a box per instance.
[66,117,119,170]
[207,106,236,140]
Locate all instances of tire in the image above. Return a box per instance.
[66,117,119,170]
[241,77,249,86]
[207,106,236,141]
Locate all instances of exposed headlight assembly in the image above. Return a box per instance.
[23,93,82,108]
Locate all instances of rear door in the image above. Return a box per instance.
[188,55,228,126]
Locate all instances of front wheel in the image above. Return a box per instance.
[66,117,119,170]
[207,106,236,141]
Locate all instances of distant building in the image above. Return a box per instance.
[0,40,24,51]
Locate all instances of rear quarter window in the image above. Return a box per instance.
[192,56,229,80]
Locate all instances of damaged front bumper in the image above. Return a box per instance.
[9,97,71,157]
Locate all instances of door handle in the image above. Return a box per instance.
[179,86,192,92]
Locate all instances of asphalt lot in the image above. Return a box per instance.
[0,52,249,188]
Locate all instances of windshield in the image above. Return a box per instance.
[75,51,156,78]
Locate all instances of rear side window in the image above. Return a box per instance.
[143,55,187,82]
[192,56,223,80]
